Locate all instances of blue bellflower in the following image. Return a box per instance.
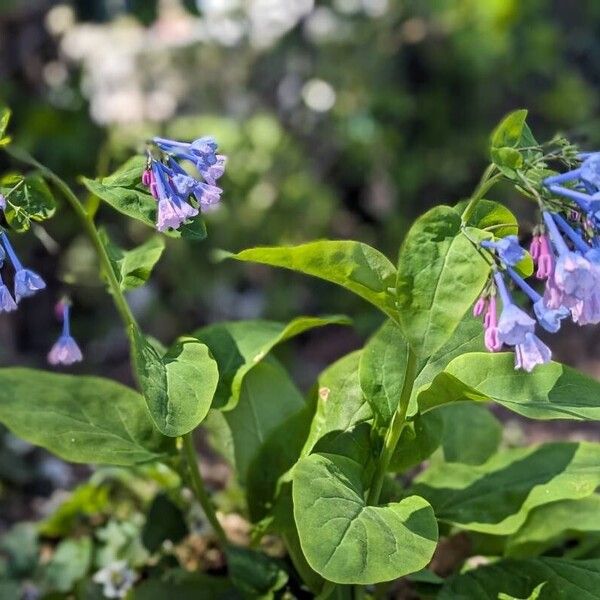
[0,232,45,302]
[481,235,526,266]
[494,272,536,345]
[48,303,83,366]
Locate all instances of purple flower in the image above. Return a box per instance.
[0,232,45,302]
[533,299,569,332]
[514,332,552,372]
[483,296,502,352]
[494,273,536,345]
[481,235,526,266]
[151,161,198,232]
[554,252,596,300]
[0,282,17,313]
[0,194,6,210]
[172,173,222,209]
[48,303,83,366]
[580,153,600,190]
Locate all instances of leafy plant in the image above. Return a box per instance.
[1,104,600,599]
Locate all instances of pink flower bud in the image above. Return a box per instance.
[142,170,152,186]
[529,235,541,260]
[473,296,487,317]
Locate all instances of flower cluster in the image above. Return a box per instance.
[473,152,600,371]
[0,217,82,366]
[141,136,226,232]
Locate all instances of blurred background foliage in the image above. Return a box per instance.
[2,0,600,533]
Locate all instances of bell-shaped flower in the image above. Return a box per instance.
[48,303,83,366]
[494,272,536,345]
[0,277,17,313]
[533,299,570,332]
[0,232,45,302]
[514,332,552,372]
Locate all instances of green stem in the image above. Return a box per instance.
[182,432,228,546]
[367,350,418,505]
[6,147,136,331]
[461,164,502,225]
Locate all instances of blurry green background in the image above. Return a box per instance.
[2,0,600,524]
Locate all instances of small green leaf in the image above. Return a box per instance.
[439,558,600,600]
[226,546,288,599]
[0,104,11,146]
[227,241,399,320]
[0,173,56,232]
[0,368,173,465]
[131,328,219,437]
[194,315,349,410]
[41,537,92,593]
[141,493,188,553]
[81,157,207,240]
[359,320,409,426]
[417,352,600,421]
[506,496,600,558]
[456,198,518,238]
[99,230,165,292]
[135,570,240,599]
[293,452,438,584]
[491,110,529,150]
[396,206,491,357]
[413,442,600,535]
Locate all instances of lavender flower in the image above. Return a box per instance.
[151,160,198,232]
[481,235,526,266]
[0,194,6,210]
[48,303,83,366]
[0,275,17,313]
[0,232,45,301]
[514,332,552,372]
[494,273,536,345]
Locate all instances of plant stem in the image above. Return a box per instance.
[6,147,137,331]
[367,349,418,505]
[182,432,228,546]
[461,164,502,225]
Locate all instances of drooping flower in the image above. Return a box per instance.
[92,561,137,599]
[481,235,526,266]
[0,232,46,302]
[48,302,83,366]
[514,332,552,372]
[151,160,198,232]
[534,234,553,279]
[505,267,569,333]
[483,295,501,352]
[0,194,6,210]
[0,273,17,313]
[494,272,536,345]
[168,158,223,209]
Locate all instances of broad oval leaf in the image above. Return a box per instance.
[0,368,173,465]
[457,198,518,238]
[227,241,399,320]
[303,351,372,455]
[0,173,56,232]
[413,442,600,535]
[396,206,491,357]
[131,328,219,437]
[439,557,600,600]
[417,352,600,421]
[81,157,207,240]
[193,315,349,410]
[506,496,600,558]
[293,452,438,584]
[359,320,409,426]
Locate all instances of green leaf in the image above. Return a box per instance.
[141,493,188,553]
[396,206,491,357]
[417,352,600,421]
[226,546,288,599]
[41,537,92,593]
[439,558,600,600]
[81,157,207,241]
[227,241,399,320]
[223,358,304,485]
[303,351,372,455]
[389,411,443,472]
[491,109,529,150]
[0,173,56,232]
[359,320,409,426]
[0,523,38,578]
[457,198,518,238]
[0,104,11,146]
[506,496,600,558]
[438,402,502,465]
[293,452,438,584]
[131,328,219,437]
[0,368,173,465]
[135,570,241,599]
[194,315,349,410]
[412,442,600,535]
[99,230,165,292]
